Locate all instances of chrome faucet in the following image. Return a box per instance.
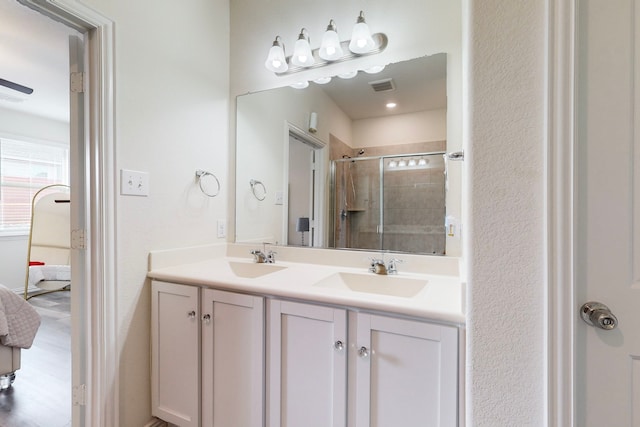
[369,258,388,275]
[386,258,403,275]
[251,243,277,264]
[250,249,268,263]
[369,256,403,275]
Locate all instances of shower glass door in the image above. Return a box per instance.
[381,154,446,254]
[330,157,382,250]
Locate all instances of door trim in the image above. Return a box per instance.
[18,1,117,426]
[546,0,577,425]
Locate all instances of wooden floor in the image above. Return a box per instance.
[0,291,71,427]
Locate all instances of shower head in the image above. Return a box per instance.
[357,149,365,156]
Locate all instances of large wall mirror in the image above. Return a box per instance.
[236,52,457,255]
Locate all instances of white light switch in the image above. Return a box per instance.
[120,169,149,196]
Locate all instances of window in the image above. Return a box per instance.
[0,137,70,235]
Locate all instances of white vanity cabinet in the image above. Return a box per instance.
[267,299,459,427]
[350,312,459,427]
[151,281,264,427]
[267,300,348,427]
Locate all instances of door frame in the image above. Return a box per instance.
[18,0,117,426]
[546,0,577,425]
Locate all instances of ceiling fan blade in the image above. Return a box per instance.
[0,79,34,95]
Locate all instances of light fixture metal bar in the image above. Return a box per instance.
[275,33,388,76]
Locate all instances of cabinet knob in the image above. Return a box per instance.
[202,313,211,324]
[187,310,196,319]
[334,340,344,351]
[358,346,369,358]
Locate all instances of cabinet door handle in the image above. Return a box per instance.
[187,310,196,319]
[358,346,369,358]
[334,340,344,351]
[202,313,211,324]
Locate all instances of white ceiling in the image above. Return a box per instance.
[0,0,78,123]
[0,0,446,124]
[319,53,447,120]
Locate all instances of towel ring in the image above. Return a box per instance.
[250,179,266,201]
[196,170,220,197]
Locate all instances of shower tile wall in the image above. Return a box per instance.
[330,139,446,254]
[383,165,445,254]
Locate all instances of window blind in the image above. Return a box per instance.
[0,138,69,235]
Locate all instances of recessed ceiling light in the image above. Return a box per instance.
[386,102,397,109]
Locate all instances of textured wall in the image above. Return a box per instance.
[465,0,546,425]
[79,0,231,425]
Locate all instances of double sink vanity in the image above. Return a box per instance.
[148,243,465,427]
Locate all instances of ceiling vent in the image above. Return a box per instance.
[368,78,395,92]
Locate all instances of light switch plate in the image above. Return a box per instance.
[120,169,149,196]
[275,191,284,205]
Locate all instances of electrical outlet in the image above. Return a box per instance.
[275,191,284,205]
[217,219,226,238]
[120,169,149,196]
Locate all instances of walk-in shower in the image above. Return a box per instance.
[329,151,446,254]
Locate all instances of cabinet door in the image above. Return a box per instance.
[201,289,264,427]
[151,281,200,427]
[267,300,347,427]
[352,313,458,427]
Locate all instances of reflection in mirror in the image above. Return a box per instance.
[236,53,448,255]
[330,151,445,254]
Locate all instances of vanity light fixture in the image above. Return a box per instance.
[291,28,314,67]
[388,160,398,168]
[313,76,332,84]
[408,158,417,167]
[338,70,358,79]
[264,11,387,76]
[290,81,309,89]
[418,158,428,166]
[349,11,376,53]
[364,65,385,74]
[398,159,407,167]
[319,20,344,60]
[264,36,288,73]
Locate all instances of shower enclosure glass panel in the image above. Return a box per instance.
[329,152,445,254]
[331,157,381,251]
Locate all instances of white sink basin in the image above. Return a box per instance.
[313,272,427,298]
[227,261,286,279]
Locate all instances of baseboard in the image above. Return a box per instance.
[143,417,168,427]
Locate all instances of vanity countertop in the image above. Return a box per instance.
[147,248,465,326]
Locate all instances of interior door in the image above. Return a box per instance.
[575,0,640,425]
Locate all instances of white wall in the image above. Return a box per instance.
[78,0,230,425]
[0,107,69,144]
[465,1,545,425]
[352,108,446,147]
